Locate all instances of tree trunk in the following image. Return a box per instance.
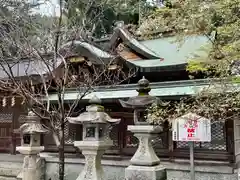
[58,122,65,180]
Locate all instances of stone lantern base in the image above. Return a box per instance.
[16,146,45,180]
[74,140,113,180]
[125,164,166,180]
[125,125,167,180]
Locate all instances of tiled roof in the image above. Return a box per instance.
[0,58,63,79]
[130,34,214,69]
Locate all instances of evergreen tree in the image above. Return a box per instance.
[139,0,240,77]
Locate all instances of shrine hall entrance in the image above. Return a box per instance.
[0,112,22,154]
[0,114,14,152]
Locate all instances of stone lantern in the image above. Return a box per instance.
[120,76,160,125]
[119,77,166,180]
[67,95,121,180]
[16,111,49,180]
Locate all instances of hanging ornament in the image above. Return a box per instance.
[32,85,35,93]
[11,96,15,107]
[21,98,25,105]
[31,80,35,92]
[2,97,6,107]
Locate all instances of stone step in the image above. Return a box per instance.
[0,168,20,177]
[0,176,17,180]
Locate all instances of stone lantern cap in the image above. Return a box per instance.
[18,111,49,134]
[67,95,121,125]
[119,76,161,109]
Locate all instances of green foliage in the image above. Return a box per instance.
[65,0,154,37]
[147,88,240,125]
[139,0,240,76]
[187,60,208,73]
[147,101,174,125]
[0,0,61,56]
[231,76,240,83]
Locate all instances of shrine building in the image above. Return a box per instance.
[0,24,237,180]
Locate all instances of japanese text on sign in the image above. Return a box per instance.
[172,113,211,142]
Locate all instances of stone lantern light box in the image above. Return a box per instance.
[67,95,121,142]
[18,111,49,147]
[119,76,162,125]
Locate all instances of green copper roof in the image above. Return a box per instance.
[128,34,214,71]
[129,59,174,67]
[46,78,238,101]
[119,28,161,59]
[47,85,205,101]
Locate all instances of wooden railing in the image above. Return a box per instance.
[43,111,235,162]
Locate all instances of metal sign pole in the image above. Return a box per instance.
[189,141,195,180]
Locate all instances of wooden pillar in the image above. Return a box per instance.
[11,109,20,154]
[10,98,21,155]
[234,118,240,179]
[226,119,234,162]
[119,117,125,154]
[168,130,174,161]
[11,115,16,154]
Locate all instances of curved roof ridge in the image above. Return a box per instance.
[118,28,162,58]
[61,40,114,59]
[59,40,116,65]
[109,27,162,59]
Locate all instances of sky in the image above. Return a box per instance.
[32,0,163,17]
[31,0,60,16]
